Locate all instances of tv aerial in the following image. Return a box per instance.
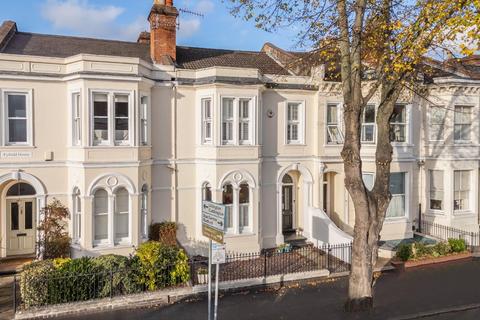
[177,7,204,30]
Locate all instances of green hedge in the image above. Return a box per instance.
[149,222,178,247]
[20,242,190,308]
[396,238,468,262]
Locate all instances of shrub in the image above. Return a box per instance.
[412,242,432,258]
[50,257,100,304]
[91,254,142,297]
[396,244,412,261]
[448,238,467,253]
[20,260,56,308]
[432,242,451,256]
[37,199,71,259]
[149,222,178,247]
[20,243,191,308]
[135,241,190,291]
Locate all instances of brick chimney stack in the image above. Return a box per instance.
[149,0,178,64]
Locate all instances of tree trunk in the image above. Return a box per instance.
[344,87,399,312]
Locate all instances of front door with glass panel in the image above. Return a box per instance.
[282,174,295,232]
[7,199,36,256]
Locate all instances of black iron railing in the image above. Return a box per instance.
[419,215,480,249]
[14,243,352,311]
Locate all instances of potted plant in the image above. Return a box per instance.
[197,267,208,284]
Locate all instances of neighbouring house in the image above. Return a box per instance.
[0,0,478,258]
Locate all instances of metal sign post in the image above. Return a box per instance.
[202,201,226,320]
[208,239,212,320]
[211,243,226,320]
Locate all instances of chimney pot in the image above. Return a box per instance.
[149,0,178,64]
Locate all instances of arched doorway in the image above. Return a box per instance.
[281,173,295,232]
[5,182,37,256]
[276,164,313,245]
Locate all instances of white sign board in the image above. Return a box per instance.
[1,151,32,159]
[202,201,226,232]
[212,243,226,264]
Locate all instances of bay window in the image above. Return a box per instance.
[91,91,132,146]
[327,103,343,144]
[93,186,132,246]
[386,173,406,218]
[222,98,234,144]
[429,170,443,210]
[93,93,109,145]
[361,105,375,143]
[222,182,252,235]
[429,106,446,141]
[239,184,251,233]
[72,189,82,243]
[219,97,254,146]
[93,189,109,243]
[390,105,407,143]
[141,185,148,239]
[286,102,304,144]
[114,187,129,242]
[454,106,472,143]
[114,95,129,145]
[5,92,31,145]
[454,170,470,211]
[223,184,234,232]
[202,182,212,202]
[140,96,149,146]
[202,98,213,144]
[72,92,81,146]
[239,99,251,144]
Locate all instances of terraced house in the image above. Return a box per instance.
[0,0,478,258]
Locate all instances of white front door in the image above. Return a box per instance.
[6,199,36,256]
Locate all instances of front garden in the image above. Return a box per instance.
[20,241,190,308]
[394,238,471,269]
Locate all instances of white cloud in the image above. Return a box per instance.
[178,18,201,39]
[41,0,148,41]
[195,0,214,13]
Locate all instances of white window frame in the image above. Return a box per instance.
[453,170,471,213]
[362,172,375,191]
[92,186,132,247]
[239,99,252,145]
[429,170,444,212]
[454,105,472,144]
[390,104,408,144]
[361,105,376,144]
[140,95,150,146]
[428,106,446,142]
[71,91,82,146]
[93,188,110,246]
[140,185,149,239]
[202,97,213,144]
[285,101,305,145]
[326,103,344,144]
[89,90,134,147]
[2,89,33,146]
[386,172,408,219]
[219,96,256,146]
[72,189,82,244]
[222,182,253,235]
[114,187,130,244]
[221,97,235,145]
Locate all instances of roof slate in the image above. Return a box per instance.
[0,30,291,75]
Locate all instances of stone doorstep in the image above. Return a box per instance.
[15,269,331,319]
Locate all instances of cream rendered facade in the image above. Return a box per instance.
[0,23,479,257]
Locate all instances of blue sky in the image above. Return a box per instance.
[0,0,300,51]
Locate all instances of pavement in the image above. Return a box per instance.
[60,259,480,320]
